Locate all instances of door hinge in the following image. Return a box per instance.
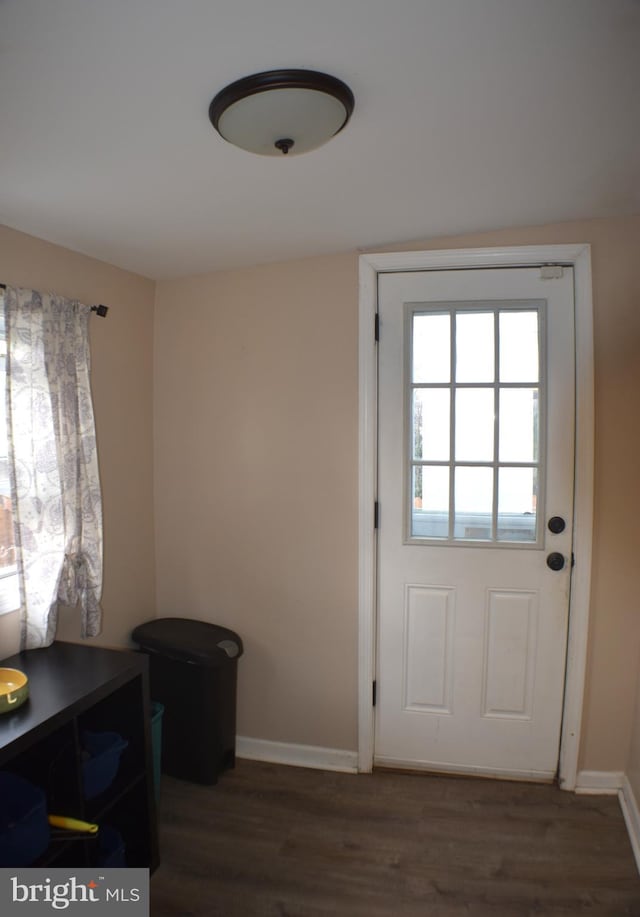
[571,553,576,568]
[374,312,380,342]
[372,680,377,706]
[374,501,379,529]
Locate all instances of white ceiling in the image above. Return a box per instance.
[1,0,639,280]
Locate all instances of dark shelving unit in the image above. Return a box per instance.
[0,641,159,870]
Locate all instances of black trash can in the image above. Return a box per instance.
[131,617,243,786]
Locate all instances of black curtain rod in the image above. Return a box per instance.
[0,283,108,317]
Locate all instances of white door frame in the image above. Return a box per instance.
[358,244,594,790]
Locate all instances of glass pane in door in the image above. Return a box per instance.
[412,465,449,538]
[413,313,450,383]
[413,389,450,461]
[499,388,539,463]
[454,466,493,540]
[455,389,494,462]
[408,304,543,545]
[456,312,494,382]
[497,467,537,542]
[499,311,539,382]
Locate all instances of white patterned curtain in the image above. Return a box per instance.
[4,287,103,649]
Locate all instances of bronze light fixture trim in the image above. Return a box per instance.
[209,69,355,157]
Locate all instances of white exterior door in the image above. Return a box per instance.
[375,267,575,781]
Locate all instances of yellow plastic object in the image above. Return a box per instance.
[48,815,99,834]
[0,668,29,714]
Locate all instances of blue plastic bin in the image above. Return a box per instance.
[81,731,128,800]
[0,772,50,866]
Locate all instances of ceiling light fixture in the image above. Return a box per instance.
[209,69,354,157]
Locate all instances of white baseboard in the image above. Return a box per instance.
[236,736,359,774]
[619,777,640,875]
[575,769,624,795]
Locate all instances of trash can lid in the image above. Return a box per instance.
[131,618,243,665]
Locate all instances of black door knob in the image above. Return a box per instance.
[547,552,565,571]
[548,516,566,534]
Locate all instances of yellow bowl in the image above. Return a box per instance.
[0,667,29,714]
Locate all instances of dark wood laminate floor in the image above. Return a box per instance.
[151,759,640,917]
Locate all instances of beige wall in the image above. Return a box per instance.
[155,214,640,770]
[154,255,359,749]
[0,224,156,655]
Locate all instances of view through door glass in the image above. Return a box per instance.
[409,304,543,545]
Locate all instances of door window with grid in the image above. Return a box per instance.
[407,302,544,545]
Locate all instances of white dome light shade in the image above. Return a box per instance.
[216,88,349,156]
[209,70,354,157]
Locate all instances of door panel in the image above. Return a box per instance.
[404,584,455,713]
[375,267,575,780]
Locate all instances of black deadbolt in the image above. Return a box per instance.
[548,516,566,534]
[547,552,565,571]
